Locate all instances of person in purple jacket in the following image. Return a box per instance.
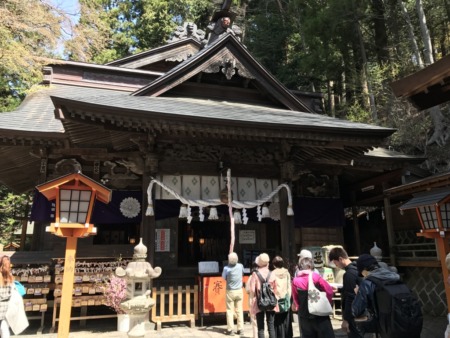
[291,257,335,338]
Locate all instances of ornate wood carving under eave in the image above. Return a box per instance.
[165,45,201,62]
[202,48,255,80]
[0,136,64,148]
[68,111,384,146]
[157,142,282,165]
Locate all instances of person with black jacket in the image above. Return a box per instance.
[329,247,364,338]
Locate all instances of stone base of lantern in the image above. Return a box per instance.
[127,313,148,338]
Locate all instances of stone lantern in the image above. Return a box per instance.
[115,238,162,337]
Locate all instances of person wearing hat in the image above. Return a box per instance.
[248,253,278,338]
[351,254,400,333]
[298,249,313,260]
[328,247,363,338]
[295,249,318,276]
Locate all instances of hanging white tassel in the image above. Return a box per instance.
[366,212,370,220]
[257,205,262,222]
[287,204,294,216]
[381,209,385,220]
[179,204,188,218]
[145,203,154,216]
[199,206,205,222]
[209,206,219,220]
[262,204,270,218]
[242,208,248,224]
[234,210,242,224]
[187,206,193,224]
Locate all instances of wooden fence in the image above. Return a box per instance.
[151,285,198,331]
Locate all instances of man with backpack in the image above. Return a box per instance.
[328,247,364,338]
[248,253,278,338]
[352,254,423,338]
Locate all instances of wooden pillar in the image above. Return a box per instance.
[141,175,156,267]
[350,192,361,254]
[279,186,295,261]
[383,196,396,266]
[19,219,27,251]
[351,207,361,254]
[58,236,77,338]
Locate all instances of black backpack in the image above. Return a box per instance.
[255,271,277,311]
[367,276,423,338]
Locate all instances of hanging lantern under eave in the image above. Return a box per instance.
[233,210,242,224]
[399,189,450,238]
[261,204,270,218]
[208,206,219,220]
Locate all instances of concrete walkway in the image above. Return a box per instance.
[17,314,447,338]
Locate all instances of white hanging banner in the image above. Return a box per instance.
[145,176,294,217]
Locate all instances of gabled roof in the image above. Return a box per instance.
[106,38,203,70]
[391,55,450,110]
[132,34,314,113]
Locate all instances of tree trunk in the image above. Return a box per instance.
[398,0,424,67]
[415,0,434,64]
[354,11,377,120]
[371,0,390,64]
[327,80,336,117]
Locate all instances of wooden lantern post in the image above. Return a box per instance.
[37,173,111,338]
[399,190,450,317]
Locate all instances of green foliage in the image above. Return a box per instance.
[66,0,212,63]
[0,185,32,245]
[0,0,62,112]
[343,102,373,124]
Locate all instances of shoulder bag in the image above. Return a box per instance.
[307,272,332,316]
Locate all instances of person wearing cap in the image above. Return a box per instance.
[298,249,313,260]
[328,247,363,338]
[248,253,278,338]
[222,252,244,336]
[295,249,318,276]
[351,254,400,331]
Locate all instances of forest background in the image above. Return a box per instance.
[0,0,449,243]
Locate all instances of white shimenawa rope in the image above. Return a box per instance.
[145,177,294,217]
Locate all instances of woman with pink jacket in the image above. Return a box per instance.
[291,256,335,338]
[248,253,278,338]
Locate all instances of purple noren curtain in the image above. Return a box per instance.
[293,197,344,228]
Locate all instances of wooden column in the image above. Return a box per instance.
[58,236,77,338]
[351,206,361,254]
[19,219,27,251]
[350,192,361,254]
[279,186,295,261]
[383,196,396,266]
[141,175,156,266]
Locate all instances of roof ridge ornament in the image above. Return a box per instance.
[167,22,207,44]
[206,1,242,46]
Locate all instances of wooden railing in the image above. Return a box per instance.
[151,285,198,331]
[395,243,437,260]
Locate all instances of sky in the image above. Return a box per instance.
[49,0,81,57]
